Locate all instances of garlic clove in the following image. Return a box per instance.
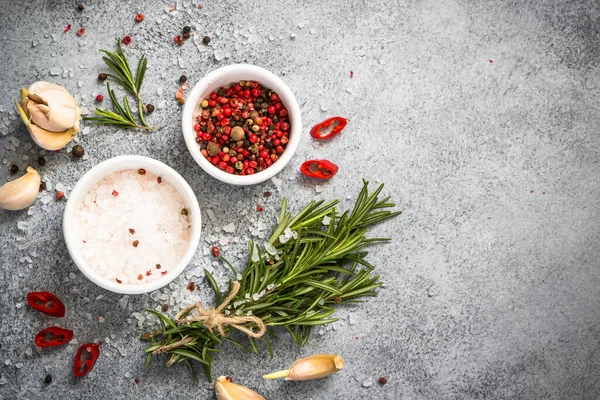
[263,354,344,381]
[21,81,80,133]
[0,166,41,211]
[15,100,77,151]
[215,376,265,400]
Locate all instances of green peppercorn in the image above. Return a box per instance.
[146,103,155,114]
[222,147,230,153]
[9,165,18,174]
[251,124,260,132]
[179,75,187,84]
[98,73,107,81]
[203,36,211,45]
[183,26,191,34]
[201,99,209,108]
[235,161,244,170]
[177,97,185,105]
[181,208,189,216]
[72,144,85,158]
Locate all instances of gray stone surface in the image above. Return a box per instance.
[1,0,599,399]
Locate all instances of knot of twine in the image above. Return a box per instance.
[174,281,265,339]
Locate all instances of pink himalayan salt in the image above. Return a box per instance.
[74,169,191,285]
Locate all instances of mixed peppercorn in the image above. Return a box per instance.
[195,81,290,175]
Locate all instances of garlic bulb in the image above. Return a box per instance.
[263,354,344,381]
[215,376,265,400]
[0,167,40,211]
[14,82,80,151]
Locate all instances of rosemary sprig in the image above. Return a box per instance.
[84,38,153,130]
[143,180,401,382]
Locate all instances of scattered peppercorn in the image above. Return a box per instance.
[138,168,146,175]
[180,208,188,216]
[177,97,185,105]
[56,191,65,200]
[9,164,18,174]
[211,246,220,257]
[379,377,388,385]
[157,176,162,183]
[122,35,132,45]
[183,26,191,34]
[133,240,139,247]
[183,32,190,39]
[112,190,119,196]
[98,73,107,82]
[72,144,85,158]
[226,376,233,382]
[137,274,143,280]
[264,191,271,197]
[77,27,85,36]
[203,36,211,45]
[162,304,169,312]
[44,374,52,384]
[334,296,342,304]
[155,263,161,269]
[177,38,185,46]
[146,103,155,114]
[39,181,47,191]
[38,156,46,166]
[95,94,104,102]
[134,377,140,384]
[78,4,84,11]
[187,281,195,291]
[135,13,144,22]
[129,228,135,234]
[256,205,263,212]
[179,75,187,84]
[116,278,122,284]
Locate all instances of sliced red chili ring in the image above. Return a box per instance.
[26,292,66,317]
[310,117,348,139]
[74,342,102,377]
[300,159,339,179]
[34,327,73,347]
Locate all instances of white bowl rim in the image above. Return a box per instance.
[62,155,202,295]
[182,64,302,185]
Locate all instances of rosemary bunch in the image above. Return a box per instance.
[84,38,154,130]
[143,180,401,382]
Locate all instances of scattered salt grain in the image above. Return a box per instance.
[264,242,279,255]
[214,49,225,61]
[119,295,129,309]
[40,195,52,205]
[363,380,372,388]
[222,222,235,233]
[322,216,331,225]
[9,136,20,147]
[25,348,33,357]
[99,316,105,323]
[15,363,23,369]
[17,221,29,231]
[315,185,325,193]
[49,67,61,76]
[206,209,216,221]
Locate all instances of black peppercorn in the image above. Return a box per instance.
[77,4,84,11]
[379,377,388,385]
[183,32,190,39]
[44,375,52,384]
[183,26,191,34]
[179,75,187,84]
[203,35,211,45]
[38,157,46,166]
[162,304,169,312]
[72,144,85,158]
[9,165,18,174]
[146,104,155,114]
[39,181,47,191]
[98,73,107,81]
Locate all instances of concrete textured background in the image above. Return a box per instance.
[1,0,599,399]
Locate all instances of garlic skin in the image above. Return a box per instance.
[263,354,344,381]
[14,82,80,151]
[0,167,40,211]
[215,376,265,400]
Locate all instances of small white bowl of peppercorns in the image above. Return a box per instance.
[182,64,302,185]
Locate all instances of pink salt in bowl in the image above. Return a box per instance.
[63,155,201,295]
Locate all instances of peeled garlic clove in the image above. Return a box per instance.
[0,167,40,211]
[15,100,76,151]
[215,376,265,400]
[263,354,344,381]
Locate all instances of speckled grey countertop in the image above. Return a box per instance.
[1,0,600,399]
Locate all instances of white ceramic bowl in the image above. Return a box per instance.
[63,155,201,294]
[182,64,302,185]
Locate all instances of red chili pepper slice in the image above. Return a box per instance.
[300,159,339,179]
[26,292,66,317]
[310,117,348,139]
[34,327,73,348]
[74,342,102,377]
